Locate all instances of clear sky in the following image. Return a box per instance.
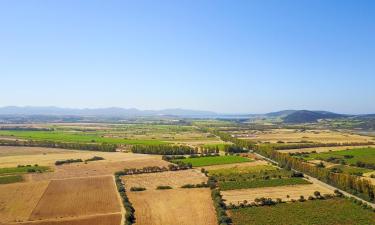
[1,0,374,114]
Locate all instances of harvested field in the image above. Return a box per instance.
[27,157,169,181]
[222,183,332,205]
[128,189,216,225]
[0,147,158,167]
[122,170,207,189]
[29,176,121,220]
[2,213,122,225]
[234,129,373,144]
[278,145,375,153]
[0,181,50,222]
[201,160,269,170]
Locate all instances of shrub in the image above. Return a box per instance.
[130,187,146,192]
[156,186,172,190]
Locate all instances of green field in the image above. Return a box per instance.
[330,165,373,175]
[304,147,375,165]
[229,198,375,225]
[0,165,49,175]
[0,130,166,145]
[0,175,23,184]
[208,164,277,176]
[219,177,310,191]
[172,155,252,167]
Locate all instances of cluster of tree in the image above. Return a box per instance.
[156,185,172,190]
[200,146,220,154]
[210,129,256,149]
[253,144,375,202]
[0,139,117,152]
[55,158,83,166]
[131,144,197,155]
[162,154,219,163]
[0,127,53,131]
[130,187,146,192]
[181,182,209,188]
[223,145,248,153]
[114,174,135,225]
[84,156,105,162]
[273,142,374,150]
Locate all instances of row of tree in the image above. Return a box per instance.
[131,144,197,155]
[114,174,135,225]
[114,163,192,176]
[271,141,374,150]
[0,139,117,152]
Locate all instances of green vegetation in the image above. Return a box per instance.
[130,187,146,192]
[0,175,23,184]
[84,156,105,162]
[229,198,375,225]
[172,155,251,167]
[0,165,49,175]
[329,165,373,176]
[55,158,83,165]
[0,130,165,145]
[219,177,311,191]
[304,147,375,165]
[156,185,172,190]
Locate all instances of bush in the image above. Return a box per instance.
[130,187,146,192]
[55,158,83,166]
[156,186,172,190]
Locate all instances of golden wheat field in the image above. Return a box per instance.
[122,170,207,189]
[29,176,121,220]
[0,181,50,223]
[221,183,333,205]
[234,129,373,144]
[128,189,216,225]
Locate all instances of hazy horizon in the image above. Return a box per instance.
[1,0,375,114]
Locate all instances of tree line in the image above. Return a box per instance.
[131,144,197,155]
[271,142,375,150]
[0,139,117,152]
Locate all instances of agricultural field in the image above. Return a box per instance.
[0,175,23,184]
[0,123,226,148]
[0,180,50,222]
[29,176,121,220]
[171,155,252,167]
[127,189,216,225]
[228,198,375,225]
[207,163,277,176]
[301,147,375,165]
[228,128,373,144]
[221,183,332,204]
[277,145,375,153]
[219,178,311,191]
[122,170,207,189]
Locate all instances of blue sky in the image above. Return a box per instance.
[1,0,374,114]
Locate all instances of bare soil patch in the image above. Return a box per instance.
[0,181,50,223]
[128,189,216,225]
[222,183,333,205]
[29,176,121,220]
[122,170,207,189]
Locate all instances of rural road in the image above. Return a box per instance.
[252,152,375,209]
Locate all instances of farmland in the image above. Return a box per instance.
[171,155,252,167]
[219,178,311,191]
[0,175,23,184]
[229,198,375,225]
[221,183,332,204]
[29,176,121,220]
[301,147,375,165]
[127,189,216,225]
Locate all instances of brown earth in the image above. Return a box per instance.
[128,189,216,225]
[122,170,207,189]
[0,181,50,223]
[29,176,121,220]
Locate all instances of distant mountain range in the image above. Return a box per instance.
[0,106,374,123]
[0,106,217,117]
